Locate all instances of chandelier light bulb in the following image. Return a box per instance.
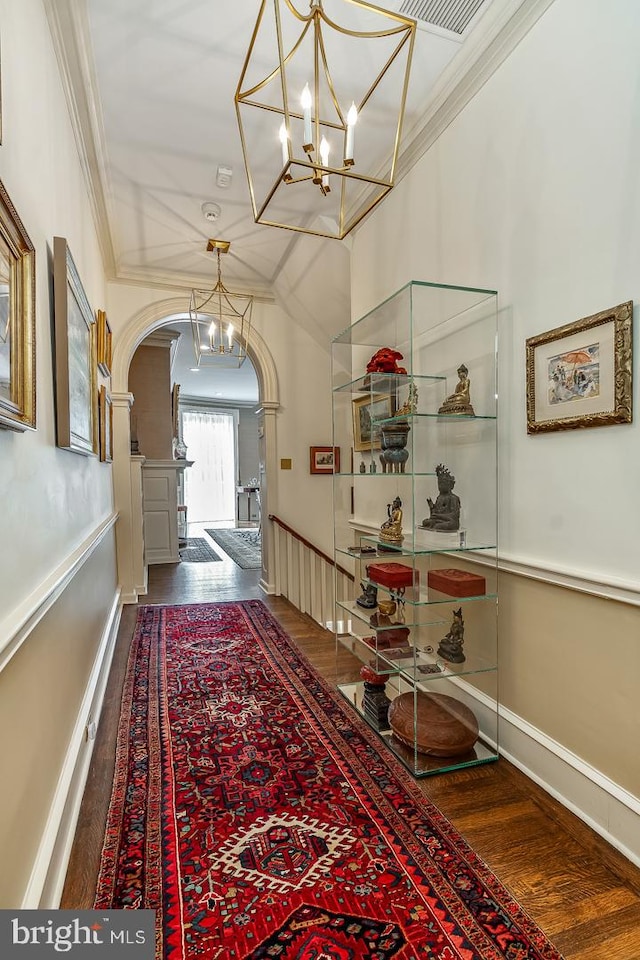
[345,102,358,162]
[320,136,330,190]
[227,324,234,348]
[208,320,216,338]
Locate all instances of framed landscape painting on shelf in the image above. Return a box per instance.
[53,236,98,455]
[526,301,632,434]
[352,393,392,451]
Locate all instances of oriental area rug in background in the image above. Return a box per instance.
[95,601,564,960]
[204,528,261,569]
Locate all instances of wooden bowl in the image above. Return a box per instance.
[388,691,479,757]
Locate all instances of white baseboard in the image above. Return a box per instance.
[21,591,123,908]
[259,577,276,595]
[498,704,640,868]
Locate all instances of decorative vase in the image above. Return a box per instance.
[380,419,410,474]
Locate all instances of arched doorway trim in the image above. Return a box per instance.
[111,296,279,601]
[112,296,279,406]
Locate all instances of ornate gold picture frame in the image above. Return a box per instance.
[352,393,392,451]
[53,236,98,455]
[526,301,632,434]
[98,384,113,463]
[0,179,36,431]
[96,309,112,376]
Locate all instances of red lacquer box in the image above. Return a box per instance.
[427,567,486,597]
[366,562,416,590]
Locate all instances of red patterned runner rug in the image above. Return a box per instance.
[95,601,564,959]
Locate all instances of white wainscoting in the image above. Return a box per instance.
[272,519,640,866]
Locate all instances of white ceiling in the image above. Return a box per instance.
[47,0,545,400]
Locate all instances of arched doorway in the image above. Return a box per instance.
[110,296,279,602]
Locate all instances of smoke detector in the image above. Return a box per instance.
[216,165,233,189]
[201,201,222,222]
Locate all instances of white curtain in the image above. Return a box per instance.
[182,409,236,524]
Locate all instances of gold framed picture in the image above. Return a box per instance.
[0,179,36,432]
[53,236,98,455]
[96,309,112,376]
[98,384,113,463]
[526,301,632,434]
[171,382,180,439]
[352,393,392,451]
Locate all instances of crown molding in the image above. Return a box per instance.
[44,0,117,277]
[109,269,276,303]
[394,0,558,184]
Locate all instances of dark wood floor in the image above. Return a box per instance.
[61,551,640,959]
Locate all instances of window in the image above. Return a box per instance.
[182,409,236,524]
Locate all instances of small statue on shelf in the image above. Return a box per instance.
[379,495,403,544]
[438,363,475,416]
[396,382,419,417]
[421,464,460,532]
[437,608,466,663]
[356,582,378,609]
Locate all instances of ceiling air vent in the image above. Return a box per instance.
[398,0,488,35]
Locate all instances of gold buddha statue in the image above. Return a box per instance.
[438,363,475,416]
[379,496,403,544]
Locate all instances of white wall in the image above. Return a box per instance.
[350,0,640,859]
[0,0,113,622]
[0,0,118,905]
[352,0,640,587]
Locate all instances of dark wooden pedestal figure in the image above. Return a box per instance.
[360,664,391,731]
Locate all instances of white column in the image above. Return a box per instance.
[256,401,279,595]
[112,392,146,602]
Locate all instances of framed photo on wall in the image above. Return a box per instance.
[310,446,340,474]
[98,384,113,463]
[0,179,36,431]
[53,236,98,455]
[96,309,112,376]
[171,382,180,439]
[526,301,632,434]
[352,393,393,451]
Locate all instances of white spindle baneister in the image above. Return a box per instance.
[270,516,354,628]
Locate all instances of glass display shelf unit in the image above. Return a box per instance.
[331,280,498,778]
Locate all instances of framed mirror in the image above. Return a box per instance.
[0,179,36,432]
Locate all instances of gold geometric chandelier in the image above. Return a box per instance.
[235,0,416,240]
[189,240,253,368]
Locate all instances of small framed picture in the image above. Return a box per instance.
[96,309,112,376]
[53,236,98,455]
[98,384,113,463]
[526,301,632,434]
[310,445,340,474]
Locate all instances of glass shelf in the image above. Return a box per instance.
[336,630,497,679]
[332,279,499,778]
[337,682,499,778]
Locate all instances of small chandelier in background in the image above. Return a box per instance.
[189,240,253,368]
[235,0,416,240]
